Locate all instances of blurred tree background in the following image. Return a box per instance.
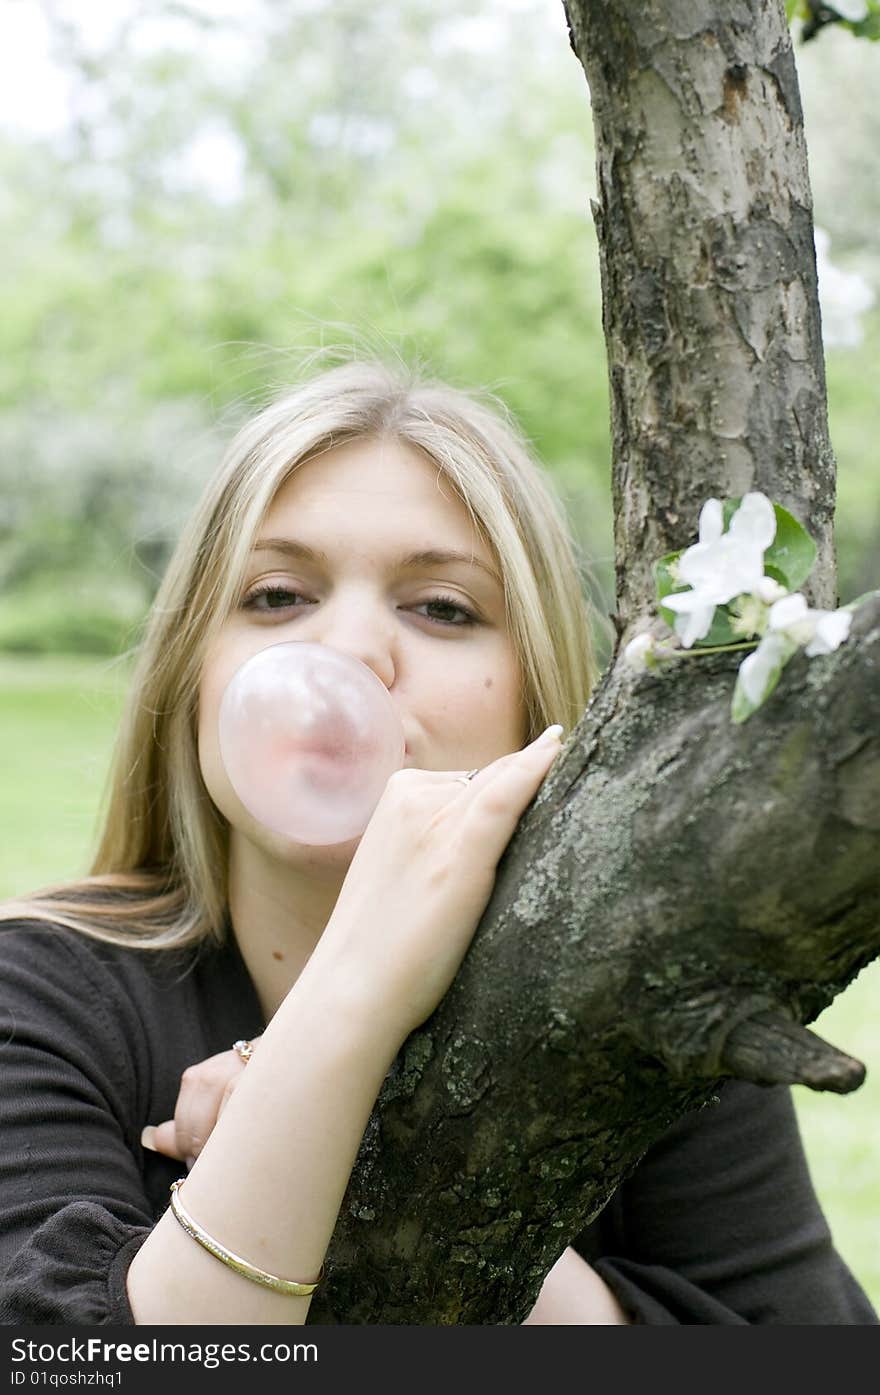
[0,0,877,654]
[0,0,617,658]
[1,0,878,1311]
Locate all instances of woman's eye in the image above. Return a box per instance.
[416,596,478,627]
[241,585,310,612]
[240,586,477,627]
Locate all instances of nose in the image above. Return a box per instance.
[303,591,397,692]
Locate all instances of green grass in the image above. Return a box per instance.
[792,975,880,1311]
[0,653,130,893]
[1,653,878,1314]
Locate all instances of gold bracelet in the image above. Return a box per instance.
[168,1180,324,1297]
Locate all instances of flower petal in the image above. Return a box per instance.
[662,588,712,614]
[737,632,793,706]
[623,632,655,669]
[804,608,852,656]
[677,536,765,602]
[768,593,810,631]
[754,576,788,604]
[673,604,716,648]
[729,492,777,552]
[698,498,723,544]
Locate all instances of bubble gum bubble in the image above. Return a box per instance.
[218,641,405,845]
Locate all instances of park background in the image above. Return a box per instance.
[1,0,878,1312]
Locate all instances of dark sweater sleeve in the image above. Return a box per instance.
[0,925,157,1324]
[574,1078,877,1324]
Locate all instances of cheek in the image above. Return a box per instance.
[490,649,530,745]
[429,656,526,747]
[196,674,231,813]
[197,629,277,766]
[195,639,251,810]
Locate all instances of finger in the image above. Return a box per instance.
[141,1120,186,1161]
[171,1053,239,1163]
[426,727,566,791]
[462,726,564,851]
[461,726,564,792]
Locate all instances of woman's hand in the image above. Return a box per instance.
[140,1038,261,1168]
[309,726,564,1041]
[142,729,562,1166]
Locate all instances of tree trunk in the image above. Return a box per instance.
[307,0,880,1324]
[568,0,838,632]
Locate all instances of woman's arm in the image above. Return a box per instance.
[144,1049,631,1325]
[522,1246,631,1324]
[127,955,403,1323]
[128,733,563,1323]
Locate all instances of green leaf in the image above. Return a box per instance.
[721,497,816,591]
[851,6,880,41]
[763,505,817,590]
[763,562,789,588]
[694,606,740,648]
[722,497,739,530]
[731,635,799,724]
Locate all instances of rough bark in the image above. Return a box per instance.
[564,0,837,631]
[306,1,879,1323]
[307,596,880,1324]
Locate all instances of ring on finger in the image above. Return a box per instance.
[232,1039,255,1064]
[454,768,481,787]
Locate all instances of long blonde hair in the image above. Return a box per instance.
[1,354,600,950]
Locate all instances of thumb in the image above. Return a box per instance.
[141,1121,185,1161]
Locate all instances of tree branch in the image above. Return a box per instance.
[307,596,880,1322]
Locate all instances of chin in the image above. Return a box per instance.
[266,827,362,870]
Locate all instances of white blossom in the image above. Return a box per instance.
[767,592,854,654]
[754,576,788,605]
[623,631,656,670]
[804,610,853,656]
[736,592,853,710]
[662,492,777,648]
[737,631,795,707]
[767,592,816,645]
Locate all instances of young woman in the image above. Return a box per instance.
[0,358,874,1325]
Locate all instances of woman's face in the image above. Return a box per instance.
[197,435,529,862]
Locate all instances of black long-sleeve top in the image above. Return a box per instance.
[0,918,875,1325]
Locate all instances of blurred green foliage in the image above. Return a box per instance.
[0,0,877,659]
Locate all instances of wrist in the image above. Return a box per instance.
[279,940,408,1062]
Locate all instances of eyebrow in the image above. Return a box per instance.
[251,537,502,585]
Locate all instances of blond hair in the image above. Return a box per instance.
[2,354,599,950]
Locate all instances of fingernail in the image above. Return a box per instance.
[141,1126,157,1152]
[538,724,564,743]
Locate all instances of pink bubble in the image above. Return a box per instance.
[218,642,405,845]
